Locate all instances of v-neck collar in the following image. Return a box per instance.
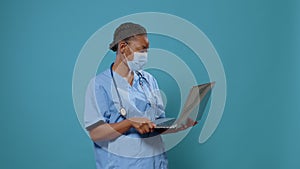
[112,70,139,88]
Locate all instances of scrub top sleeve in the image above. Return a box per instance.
[152,77,166,119]
[84,78,107,131]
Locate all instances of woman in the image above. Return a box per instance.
[84,22,194,169]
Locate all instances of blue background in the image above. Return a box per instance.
[1,0,299,169]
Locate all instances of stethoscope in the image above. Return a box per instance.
[110,63,155,119]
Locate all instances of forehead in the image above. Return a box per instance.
[130,35,149,49]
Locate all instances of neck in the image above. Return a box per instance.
[112,53,134,85]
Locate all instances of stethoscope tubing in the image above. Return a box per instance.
[110,63,155,120]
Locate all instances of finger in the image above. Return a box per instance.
[142,126,148,134]
[143,124,150,133]
[180,124,186,129]
[187,118,194,123]
[187,118,195,124]
[138,129,144,134]
[147,122,155,129]
[147,123,154,132]
[140,122,150,131]
[179,124,187,131]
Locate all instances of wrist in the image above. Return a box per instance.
[124,119,133,127]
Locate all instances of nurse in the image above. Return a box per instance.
[84,22,194,169]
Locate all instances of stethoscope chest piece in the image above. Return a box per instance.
[120,107,127,117]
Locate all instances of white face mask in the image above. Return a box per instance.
[125,45,148,71]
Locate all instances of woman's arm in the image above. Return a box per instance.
[89,117,156,142]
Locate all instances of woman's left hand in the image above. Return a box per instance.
[162,118,197,134]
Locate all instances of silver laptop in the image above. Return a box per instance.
[154,81,215,129]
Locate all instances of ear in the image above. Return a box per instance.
[118,41,127,54]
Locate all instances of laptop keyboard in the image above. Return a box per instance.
[156,119,177,128]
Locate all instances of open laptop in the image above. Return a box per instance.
[154,81,215,129]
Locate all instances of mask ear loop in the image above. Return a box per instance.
[121,43,129,64]
[122,42,134,70]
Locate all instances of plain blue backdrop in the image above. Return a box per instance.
[1,0,299,169]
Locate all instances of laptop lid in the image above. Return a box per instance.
[176,81,215,125]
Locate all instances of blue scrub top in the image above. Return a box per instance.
[84,68,168,169]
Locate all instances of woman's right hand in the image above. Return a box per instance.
[127,117,156,134]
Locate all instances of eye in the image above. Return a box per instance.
[139,49,148,53]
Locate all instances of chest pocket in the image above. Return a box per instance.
[132,91,151,113]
